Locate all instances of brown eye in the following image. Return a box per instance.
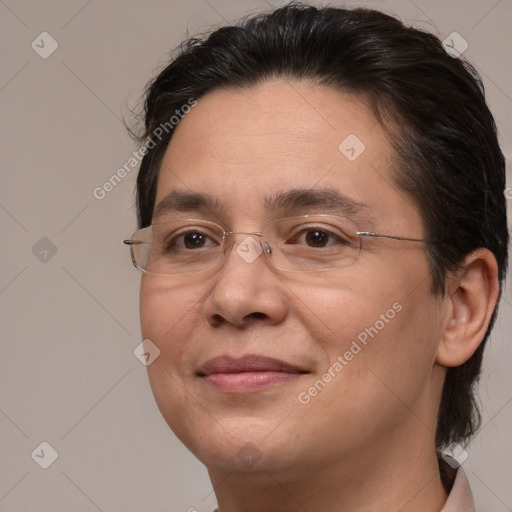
[304,229,330,247]
[290,227,346,249]
[183,232,208,249]
[163,228,219,252]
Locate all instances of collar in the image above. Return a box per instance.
[439,463,476,511]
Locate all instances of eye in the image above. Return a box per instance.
[301,229,331,248]
[164,228,219,251]
[289,227,349,248]
[182,231,212,249]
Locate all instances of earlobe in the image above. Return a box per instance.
[435,248,500,367]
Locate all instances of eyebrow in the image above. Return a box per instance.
[264,188,370,217]
[152,187,371,221]
[153,190,225,220]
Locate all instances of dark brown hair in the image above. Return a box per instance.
[133,2,508,450]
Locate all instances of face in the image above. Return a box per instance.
[139,80,445,479]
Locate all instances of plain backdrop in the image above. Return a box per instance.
[1,0,511,511]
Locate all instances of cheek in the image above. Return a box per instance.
[297,266,441,422]
[140,277,202,345]
[292,268,402,354]
[139,278,206,389]
[139,278,210,443]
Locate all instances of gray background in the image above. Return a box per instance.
[1,0,511,511]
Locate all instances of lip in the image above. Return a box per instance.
[197,355,308,392]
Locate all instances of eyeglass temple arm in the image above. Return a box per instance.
[123,240,146,246]
[357,232,437,244]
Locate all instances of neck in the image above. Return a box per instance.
[209,428,448,512]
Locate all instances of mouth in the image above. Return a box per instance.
[197,355,308,393]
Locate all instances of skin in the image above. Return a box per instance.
[139,80,499,512]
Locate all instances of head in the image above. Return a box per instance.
[130,2,508,475]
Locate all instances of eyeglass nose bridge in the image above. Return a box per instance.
[221,230,273,262]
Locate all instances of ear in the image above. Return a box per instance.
[436,248,500,367]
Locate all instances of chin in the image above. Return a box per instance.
[164,411,297,472]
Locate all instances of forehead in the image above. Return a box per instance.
[155,80,419,229]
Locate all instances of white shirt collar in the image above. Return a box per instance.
[440,466,476,511]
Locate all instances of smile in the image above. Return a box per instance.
[197,355,308,392]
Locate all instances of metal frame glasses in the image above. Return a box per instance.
[123,214,437,276]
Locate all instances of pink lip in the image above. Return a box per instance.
[197,355,307,392]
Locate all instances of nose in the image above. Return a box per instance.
[203,233,289,328]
